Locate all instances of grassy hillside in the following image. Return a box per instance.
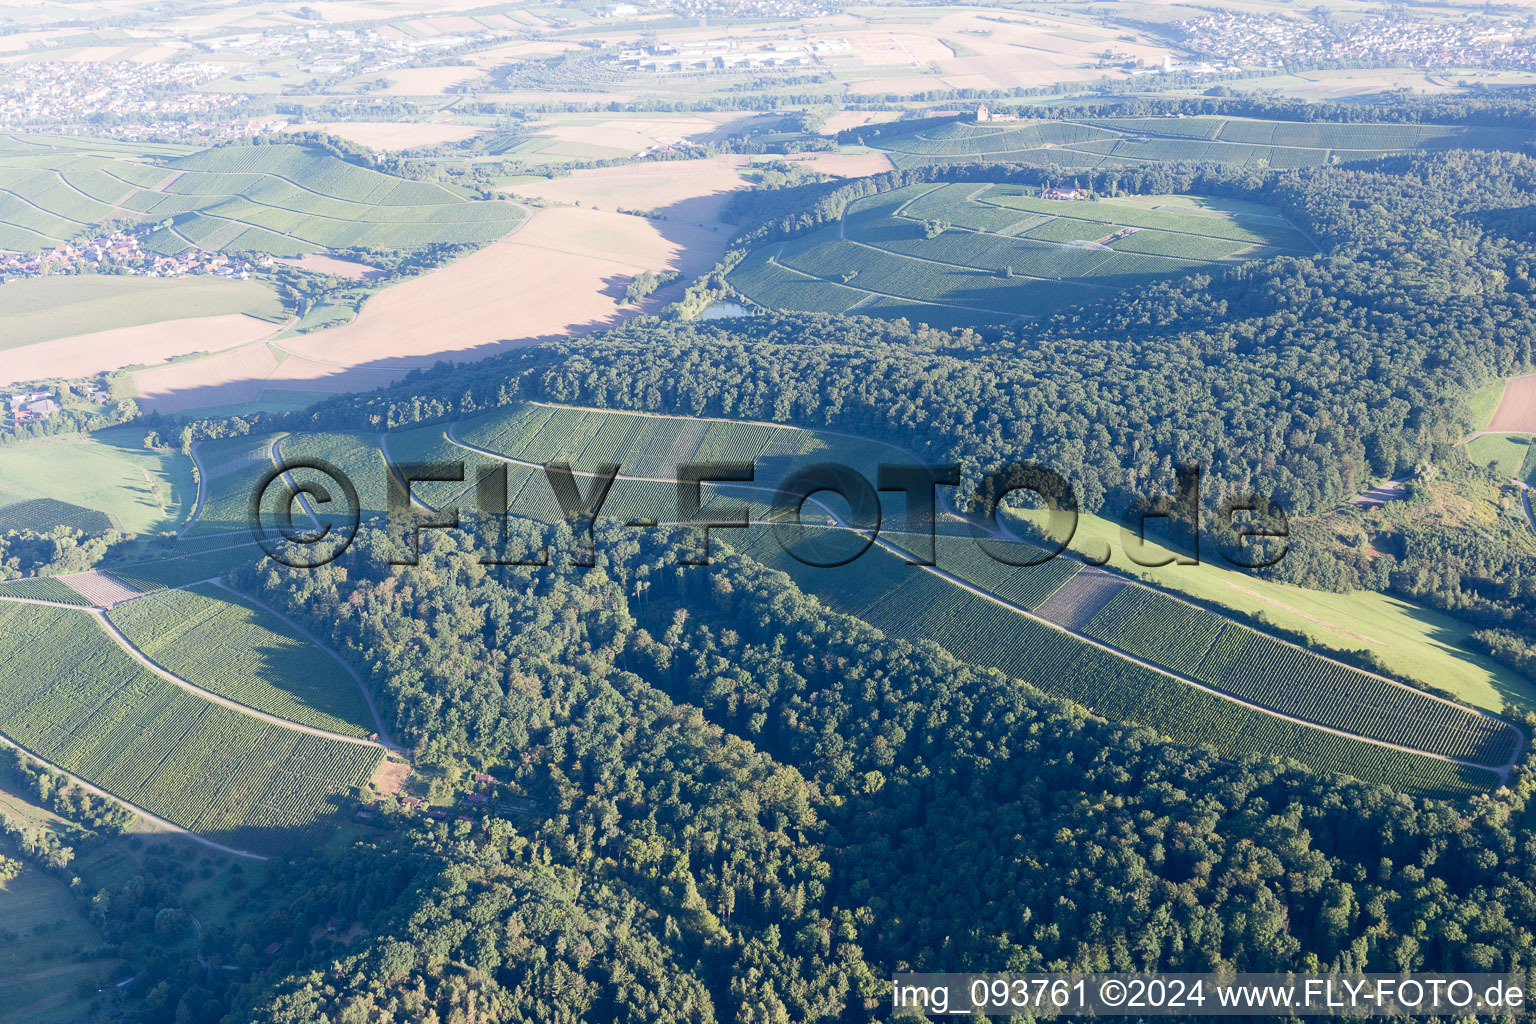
[0,275,284,350]
[862,115,1533,169]
[1467,433,1536,482]
[0,141,524,257]
[0,426,194,535]
[730,183,1313,325]
[0,781,119,1024]
[1004,505,1536,713]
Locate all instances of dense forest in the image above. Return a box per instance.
[114,136,1536,1023]
[153,520,1535,1023]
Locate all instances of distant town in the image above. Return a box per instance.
[1178,12,1536,70]
[0,60,244,127]
[0,230,263,286]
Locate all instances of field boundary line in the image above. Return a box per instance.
[92,608,392,751]
[0,730,268,860]
[869,532,1516,783]
[1062,549,1526,770]
[965,191,1300,252]
[0,184,93,225]
[211,579,403,752]
[768,246,1042,316]
[478,406,1518,781]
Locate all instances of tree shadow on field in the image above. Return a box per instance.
[135,189,738,418]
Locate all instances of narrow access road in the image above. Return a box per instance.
[176,440,208,540]
[0,731,268,861]
[94,610,391,751]
[211,579,404,754]
[446,419,1519,781]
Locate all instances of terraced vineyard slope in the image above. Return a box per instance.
[860,116,1532,170]
[0,141,524,255]
[730,183,1313,325]
[107,583,378,739]
[0,602,380,855]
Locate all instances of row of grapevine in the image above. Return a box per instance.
[1082,586,1519,767]
[724,529,1497,795]
[107,583,375,738]
[0,603,381,854]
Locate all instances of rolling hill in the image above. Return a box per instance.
[0,140,524,256]
[859,115,1533,169]
[729,182,1315,326]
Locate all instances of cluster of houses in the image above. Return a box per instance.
[612,35,848,74]
[0,60,242,127]
[601,0,829,20]
[1176,12,1536,70]
[6,390,59,426]
[198,24,500,79]
[0,231,264,286]
[1130,55,1242,78]
[1043,186,1085,201]
[37,117,283,145]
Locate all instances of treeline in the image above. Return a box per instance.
[208,517,1536,1023]
[2,749,132,833]
[0,523,121,581]
[1472,628,1536,681]
[987,90,1536,129]
[173,149,1536,555]
[719,161,1279,247]
[834,91,1536,145]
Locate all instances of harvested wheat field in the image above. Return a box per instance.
[281,206,728,368]
[784,151,894,176]
[819,110,903,136]
[370,66,486,95]
[1488,374,1536,433]
[510,156,752,227]
[135,206,733,410]
[0,314,277,388]
[282,121,487,151]
[275,254,382,280]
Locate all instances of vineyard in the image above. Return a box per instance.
[730,183,1311,325]
[0,498,113,535]
[107,582,376,738]
[0,576,95,605]
[861,116,1533,170]
[184,432,285,537]
[725,524,1501,795]
[0,142,524,255]
[1082,586,1519,767]
[0,602,380,853]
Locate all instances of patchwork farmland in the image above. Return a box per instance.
[730,182,1314,324]
[0,140,524,255]
[860,116,1534,170]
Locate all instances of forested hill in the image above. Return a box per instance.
[226,525,1536,1024]
[156,146,1536,1024]
[242,149,1536,521]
